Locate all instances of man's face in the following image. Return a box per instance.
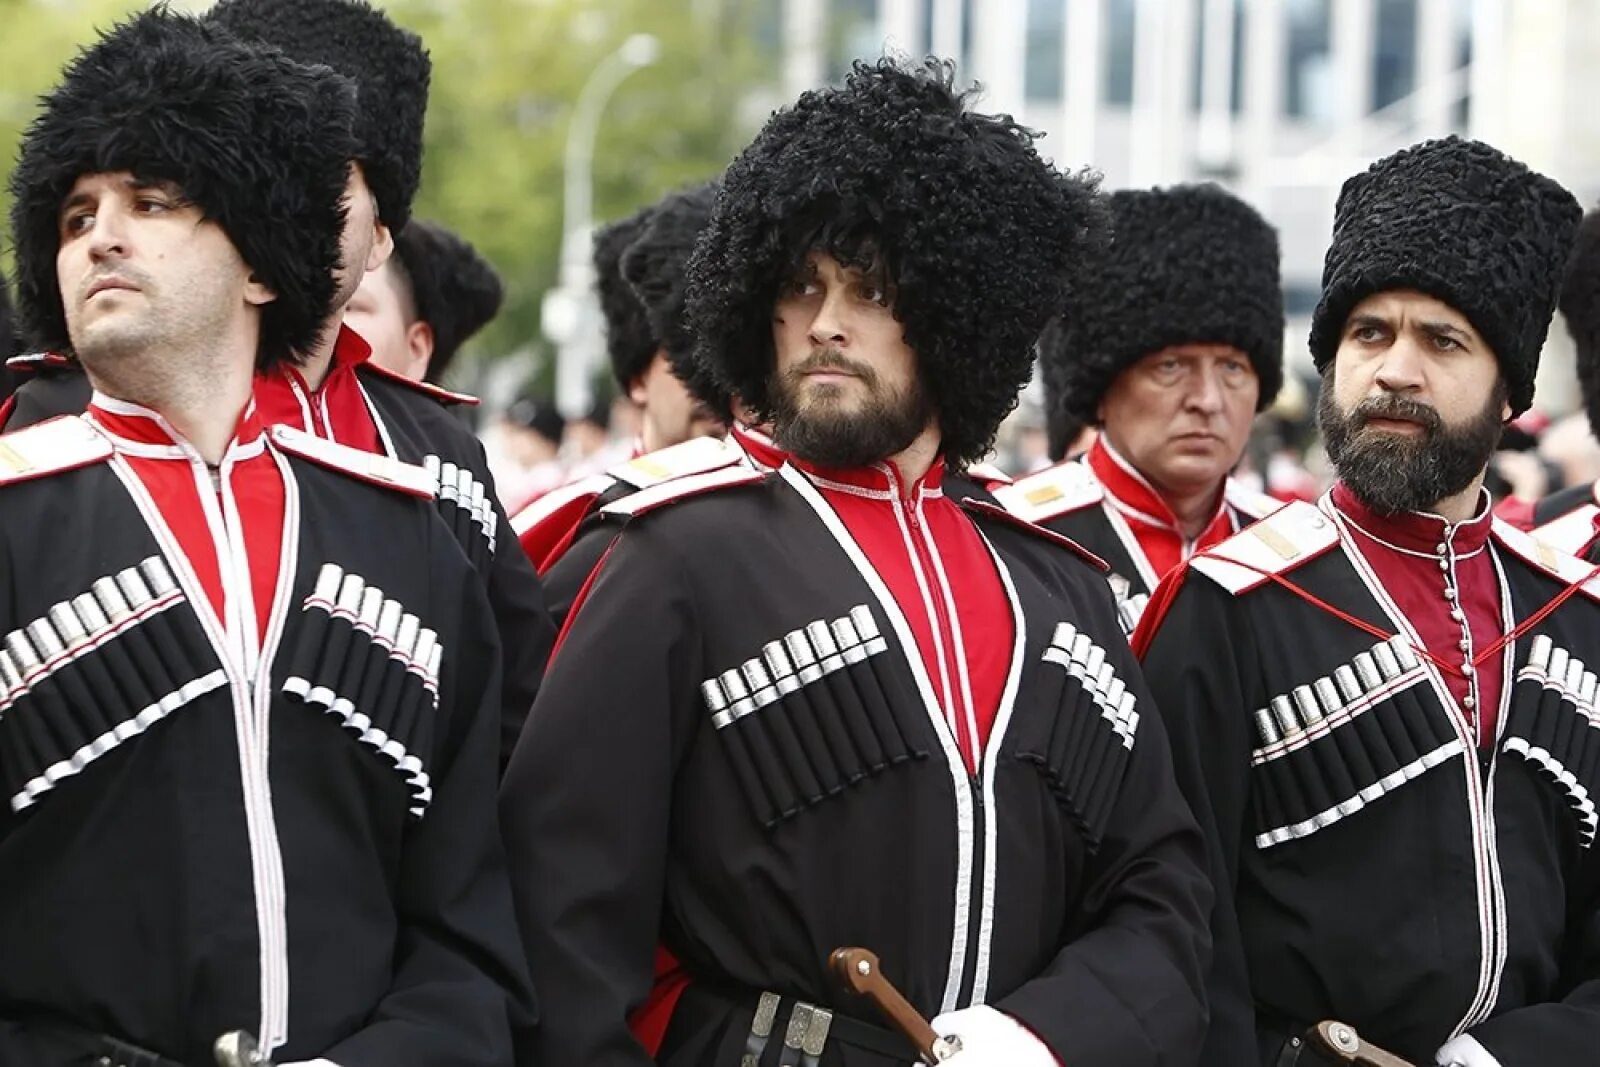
[1318,289,1509,514]
[344,258,432,380]
[768,251,932,467]
[56,171,272,368]
[333,164,392,311]
[1097,343,1259,496]
[628,352,724,452]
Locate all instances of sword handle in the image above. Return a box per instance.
[828,947,957,1064]
[214,1030,274,1067]
[1308,1020,1418,1067]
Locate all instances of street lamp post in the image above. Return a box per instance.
[544,32,661,419]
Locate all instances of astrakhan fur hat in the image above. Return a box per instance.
[8,7,358,370]
[207,0,429,231]
[1309,136,1579,415]
[391,220,504,384]
[621,181,725,412]
[683,57,1106,464]
[1044,184,1283,429]
[593,205,658,390]
[1560,209,1600,439]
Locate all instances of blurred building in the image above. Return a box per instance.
[772,0,1600,409]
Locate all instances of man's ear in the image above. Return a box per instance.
[244,273,277,308]
[404,320,434,380]
[367,220,394,273]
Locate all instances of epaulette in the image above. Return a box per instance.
[1494,519,1600,604]
[1189,499,1336,595]
[0,415,112,486]
[599,465,765,521]
[608,435,745,490]
[358,361,480,407]
[5,352,73,376]
[1530,485,1600,558]
[511,473,615,539]
[960,498,1109,573]
[964,461,1013,488]
[1224,480,1281,522]
[268,425,437,499]
[993,460,1103,524]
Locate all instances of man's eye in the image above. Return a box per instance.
[1353,326,1384,343]
[1432,334,1461,351]
[134,197,170,214]
[860,284,888,306]
[62,212,93,235]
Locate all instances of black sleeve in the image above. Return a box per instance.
[997,576,1215,1067]
[324,542,532,1067]
[541,522,622,632]
[1135,569,1263,1067]
[499,522,702,1067]
[1,372,92,430]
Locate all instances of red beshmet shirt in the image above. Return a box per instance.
[85,394,286,653]
[254,325,381,454]
[1087,436,1240,580]
[1329,483,1504,746]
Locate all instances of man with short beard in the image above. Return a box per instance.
[501,59,1211,1067]
[1136,137,1600,1066]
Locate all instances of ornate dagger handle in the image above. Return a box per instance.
[828,947,962,1064]
[214,1031,274,1067]
[1308,1020,1417,1067]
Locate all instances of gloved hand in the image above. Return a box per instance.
[1435,1033,1500,1067]
[930,1005,1059,1066]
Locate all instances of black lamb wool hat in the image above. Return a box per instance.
[1043,183,1284,429]
[593,205,658,390]
[684,57,1107,465]
[0,275,16,359]
[9,7,358,370]
[1559,209,1600,439]
[207,0,430,231]
[1308,136,1580,415]
[620,181,727,414]
[391,220,504,384]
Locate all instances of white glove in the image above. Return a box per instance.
[929,1005,1059,1066]
[1435,1033,1501,1067]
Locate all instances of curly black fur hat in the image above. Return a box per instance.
[1560,209,1600,439]
[207,0,429,231]
[593,205,658,390]
[1042,184,1283,431]
[684,57,1106,465]
[9,7,358,370]
[621,181,725,411]
[1309,136,1580,415]
[390,219,504,384]
[0,275,16,359]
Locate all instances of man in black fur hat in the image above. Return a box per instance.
[1137,137,1599,1066]
[511,181,749,625]
[997,184,1283,630]
[0,10,525,1065]
[1532,209,1600,557]
[501,58,1210,1067]
[344,218,505,384]
[1,0,557,770]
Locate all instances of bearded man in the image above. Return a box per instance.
[1136,137,1600,1067]
[500,59,1211,1067]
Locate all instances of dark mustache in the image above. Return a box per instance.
[787,349,878,386]
[1352,395,1442,433]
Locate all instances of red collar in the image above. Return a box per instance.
[1330,481,1494,556]
[730,423,787,471]
[87,392,266,455]
[1088,436,1228,532]
[269,323,373,397]
[789,452,947,502]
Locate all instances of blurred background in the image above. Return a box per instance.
[5,0,1600,496]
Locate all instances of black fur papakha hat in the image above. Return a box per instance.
[1309,136,1580,415]
[593,205,658,391]
[621,181,726,413]
[391,220,504,384]
[207,0,430,231]
[9,7,358,370]
[0,275,16,359]
[1559,209,1600,438]
[684,57,1107,465]
[1043,183,1283,429]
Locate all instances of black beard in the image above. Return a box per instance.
[1318,383,1505,516]
[768,351,933,468]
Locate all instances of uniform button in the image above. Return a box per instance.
[1445,587,1458,601]
[1436,542,1448,555]
[1462,662,1475,677]
[1464,695,1476,710]
[1450,608,1464,621]
[1438,558,1450,571]
[1459,638,1471,652]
